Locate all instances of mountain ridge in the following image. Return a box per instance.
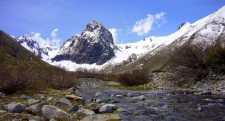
[15,5,225,72]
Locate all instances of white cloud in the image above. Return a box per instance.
[155,12,166,19]
[51,28,59,38]
[30,28,61,47]
[109,28,118,43]
[132,12,166,36]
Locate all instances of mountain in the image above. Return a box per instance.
[106,5,225,73]
[16,35,56,61]
[15,6,225,72]
[0,30,50,67]
[53,20,115,65]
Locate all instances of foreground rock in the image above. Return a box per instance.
[6,102,25,113]
[28,98,40,105]
[95,91,109,103]
[81,114,121,121]
[99,104,118,113]
[56,98,72,107]
[77,108,95,117]
[42,105,71,120]
[66,94,83,102]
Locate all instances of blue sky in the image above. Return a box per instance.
[0,0,225,46]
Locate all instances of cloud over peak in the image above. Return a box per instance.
[109,28,119,44]
[132,12,166,36]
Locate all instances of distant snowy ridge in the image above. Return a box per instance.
[16,5,225,71]
[16,34,57,61]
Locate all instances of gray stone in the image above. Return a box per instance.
[55,98,72,107]
[42,105,71,120]
[0,92,6,98]
[127,93,133,97]
[49,119,57,121]
[28,99,40,105]
[95,91,109,103]
[29,102,48,113]
[47,97,53,101]
[68,105,79,113]
[77,108,95,117]
[29,116,45,121]
[81,114,121,121]
[138,95,145,100]
[99,104,118,113]
[7,102,25,113]
[37,94,46,100]
[20,95,31,100]
[0,110,6,113]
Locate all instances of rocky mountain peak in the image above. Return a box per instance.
[86,20,103,32]
[53,20,115,65]
[18,34,32,41]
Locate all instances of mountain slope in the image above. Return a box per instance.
[107,5,225,73]
[0,30,50,67]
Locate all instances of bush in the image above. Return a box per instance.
[0,64,78,94]
[169,40,225,82]
[117,69,149,86]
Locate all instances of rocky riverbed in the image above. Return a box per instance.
[0,78,225,121]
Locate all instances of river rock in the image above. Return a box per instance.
[55,98,72,107]
[6,102,25,113]
[127,93,133,97]
[68,105,79,113]
[81,114,121,121]
[28,99,40,105]
[77,108,95,117]
[28,102,48,114]
[138,95,145,100]
[29,115,45,121]
[20,95,30,100]
[95,91,109,103]
[0,92,6,98]
[66,94,83,101]
[42,105,71,120]
[99,104,118,113]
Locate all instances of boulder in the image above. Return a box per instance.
[68,105,79,113]
[77,108,95,117]
[99,104,118,113]
[6,102,25,113]
[42,105,71,120]
[95,91,109,103]
[55,98,72,107]
[28,99,40,105]
[28,102,48,114]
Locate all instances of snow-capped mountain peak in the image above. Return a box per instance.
[52,20,115,65]
[16,35,56,60]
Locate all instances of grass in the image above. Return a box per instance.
[105,84,152,90]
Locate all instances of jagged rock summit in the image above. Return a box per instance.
[53,20,115,65]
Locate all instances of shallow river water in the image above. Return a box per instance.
[80,87,225,121]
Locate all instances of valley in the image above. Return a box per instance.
[0,3,225,121]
